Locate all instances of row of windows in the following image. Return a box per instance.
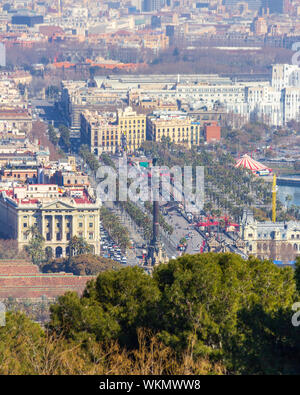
[251,233,300,240]
[156,127,190,132]
[66,179,86,184]
[78,222,94,228]
[291,234,300,239]
[25,231,95,242]
[29,186,57,191]
[29,194,57,198]
[98,140,143,147]
[6,174,32,179]
[98,132,145,139]
[257,243,300,251]
[156,134,188,139]
[120,119,145,124]
[23,221,95,229]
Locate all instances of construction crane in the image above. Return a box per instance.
[272,173,277,223]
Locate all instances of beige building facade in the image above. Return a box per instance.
[147,111,192,148]
[240,210,300,263]
[0,186,101,258]
[80,106,146,155]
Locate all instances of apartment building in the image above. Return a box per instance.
[271,64,300,91]
[66,66,300,134]
[147,111,192,148]
[81,107,146,154]
[0,108,32,135]
[0,139,50,167]
[282,87,300,123]
[246,85,282,125]
[61,80,125,138]
[117,107,147,152]
[0,168,37,182]
[176,83,246,108]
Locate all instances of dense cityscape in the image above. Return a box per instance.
[0,0,300,378]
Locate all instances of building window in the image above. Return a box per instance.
[79,222,83,227]
[89,223,93,228]
[89,232,94,240]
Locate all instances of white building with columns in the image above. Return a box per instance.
[0,184,101,257]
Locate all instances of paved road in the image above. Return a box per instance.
[31,99,65,127]
[117,157,206,258]
[163,210,204,255]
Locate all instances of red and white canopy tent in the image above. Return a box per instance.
[235,154,272,174]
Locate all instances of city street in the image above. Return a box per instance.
[163,209,204,255]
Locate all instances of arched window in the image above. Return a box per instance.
[55,246,63,258]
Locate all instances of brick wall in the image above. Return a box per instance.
[0,259,94,299]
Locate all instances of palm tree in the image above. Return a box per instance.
[25,226,45,266]
[68,236,92,258]
[285,194,293,210]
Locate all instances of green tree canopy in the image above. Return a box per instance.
[25,226,45,266]
[68,236,92,258]
[48,253,299,373]
[49,266,161,346]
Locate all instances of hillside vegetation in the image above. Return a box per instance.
[2,253,300,375]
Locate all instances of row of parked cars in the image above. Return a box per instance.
[100,223,127,264]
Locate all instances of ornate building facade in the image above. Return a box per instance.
[240,209,300,263]
[0,185,101,257]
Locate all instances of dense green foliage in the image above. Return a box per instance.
[141,141,279,221]
[47,253,300,374]
[100,152,116,170]
[119,200,152,240]
[25,226,45,266]
[48,124,59,146]
[68,235,92,257]
[58,124,71,151]
[79,145,99,172]
[3,253,300,374]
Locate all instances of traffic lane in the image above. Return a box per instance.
[165,211,204,255]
